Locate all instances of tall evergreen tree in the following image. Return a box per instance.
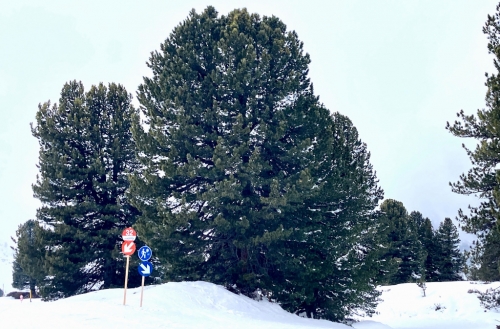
[434,218,464,281]
[447,3,500,279]
[409,211,426,234]
[130,7,384,321]
[380,200,425,284]
[32,81,140,299]
[409,211,439,281]
[267,112,384,320]
[11,220,47,296]
[471,228,500,280]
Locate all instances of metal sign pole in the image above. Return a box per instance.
[140,276,145,307]
[123,255,130,305]
[137,245,153,307]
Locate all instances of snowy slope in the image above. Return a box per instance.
[0,281,388,329]
[1,280,499,329]
[357,281,500,329]
[0,240,13,294]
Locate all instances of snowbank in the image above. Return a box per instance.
[358,281,500,329]
[2,279,499,329]
[0,281,386,329]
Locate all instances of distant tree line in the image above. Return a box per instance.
[375,199,464,285]
[11,3,500,323]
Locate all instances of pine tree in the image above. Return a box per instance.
[380,200,425,284]
[409,211,439,282]
[409,211,426,233]
[130,7,384,321]
[11,220,47,296]
[31,81,141,299]
[446,3,500,278]
[12,260,30,292]
[266,112,384,320]
[472,229,500,281]
[434,218,464,281]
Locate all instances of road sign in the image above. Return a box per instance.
[121,241,136,256]
[122,227,137,241]
[138,245,152,261]
[138,261,153,277]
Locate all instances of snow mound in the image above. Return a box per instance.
[0,281,386,329]
[3,278,499,328]
[358,281,500,329]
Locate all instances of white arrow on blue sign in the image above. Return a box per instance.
[138,246,152,262]
[138,261,153,277]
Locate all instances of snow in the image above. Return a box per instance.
[0,279,499,328]
[357,281,500,329]
[0,280,384,329]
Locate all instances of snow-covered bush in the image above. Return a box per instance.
[417,279,427,297]
[477,286,500,310]
[434,303,446,311]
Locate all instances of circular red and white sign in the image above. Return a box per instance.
[122,227,137,241]
[121,241,136,256]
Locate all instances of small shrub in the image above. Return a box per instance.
[477,286,500,310]
[250,288,273,301]
[417,281,427,297]
[468,289,480,294]
[341,318,357,326]
[434,303,446,311]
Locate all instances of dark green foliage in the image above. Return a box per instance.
[130,7,384,321]
[267,113,384,320]
[31,81,141,299]
[446,3,500,280]
[379,200,425,284]
[472,229,500,280]
[409,212,440,281]
[12,260,30,292]
[372,213,399,285]
[434,218,464,281]
[11,220,47,296]
[420,218,439,281]
[0,288,3,297]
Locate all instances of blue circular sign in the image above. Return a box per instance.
[138,246,152,261]
[138,261,153,277]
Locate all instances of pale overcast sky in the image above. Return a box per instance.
[0,1,497,247]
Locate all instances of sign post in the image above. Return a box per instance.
[123,255,130,305]
[138,245,153,307]
[121,227,137,306]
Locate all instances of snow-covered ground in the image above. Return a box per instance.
[358,281,500,329]
[0,281,380,329]
[0,280,499,329]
